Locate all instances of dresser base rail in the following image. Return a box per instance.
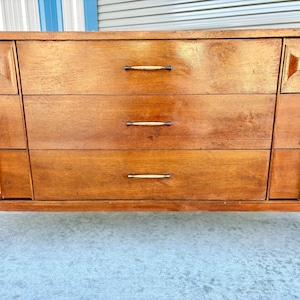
[1,200,300,212]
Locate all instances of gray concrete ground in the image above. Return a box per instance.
[0,212,300,300]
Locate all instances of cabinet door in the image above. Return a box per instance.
[274,95,300,148]
[0,96,26,149]
[17,39,281,95]
[281,39,300,93]
[270,150,300,199]
[0,42,18,94]
[0,151,32,199]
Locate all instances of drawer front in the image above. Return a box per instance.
[0,42,18,94]
[270,150,300,199]
[273,95,300,148]
[24,95,275,150]
[281,39,300,93]
[0,150,32,199]
[0,96,26,149]
[18,39,281,95]
[30,150,269,201]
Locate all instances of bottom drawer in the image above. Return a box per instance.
[270,150,300,199]
[30,150,269,201]
[0,150,32,199]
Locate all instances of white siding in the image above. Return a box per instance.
[62,0,85,31]
[0,0,85,31]
[0,0,40,31]
[1,1,299,32]
[98,0,300,30]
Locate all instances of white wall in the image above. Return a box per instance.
[98,0,300,30]
[1,0,299,31]
[0,0,40,31]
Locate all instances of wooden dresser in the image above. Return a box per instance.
[0,30,299,211]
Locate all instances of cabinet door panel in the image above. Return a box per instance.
[0,42,18,94]
[30,150,269,201]
[0,151,32,199]
[281,39,300,93]
[270,150,300,199]
[18,39,281,95]
[0,96,26,149]
[274,95,300,148]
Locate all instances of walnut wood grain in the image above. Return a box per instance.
[0,96,26,149]
[270,150,300,199]
[24,95,275,150]
[0,42,18,94]
[0,150,32,199]
[274,94,300,148]
[30,150,269,201]
[17,39,281,95]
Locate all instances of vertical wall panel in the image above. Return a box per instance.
[62,0,85,31]
[0,1,4,31]
[0,0,97,31]
[84,0,98,31]
[38,0,64,31]
[0,0,40,31]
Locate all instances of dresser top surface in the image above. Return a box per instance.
[1,29,300,40]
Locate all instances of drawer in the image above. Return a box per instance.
[0,150,32,199]
[0,96,26,149]
[281,39,300,93]
[24,95,275,150]
[274,95,300,148]
[270,150,300,199]
[17,39,281,95]
[30,150,269,201]
[0,42,18,94]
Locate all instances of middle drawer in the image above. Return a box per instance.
[24,95,275,150]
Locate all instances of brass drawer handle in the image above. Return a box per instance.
[126,121,171,126]
[128,174,171,179]
[124,65,172,71]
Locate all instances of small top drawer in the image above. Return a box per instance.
[0,42,18,94]
[17,39,281,95]
[281,39,300,93]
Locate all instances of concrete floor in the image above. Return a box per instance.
[0,212,300,300]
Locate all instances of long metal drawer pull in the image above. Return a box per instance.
[128,174,171,179]
[124,65,172,71]
[126,121,171,126]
